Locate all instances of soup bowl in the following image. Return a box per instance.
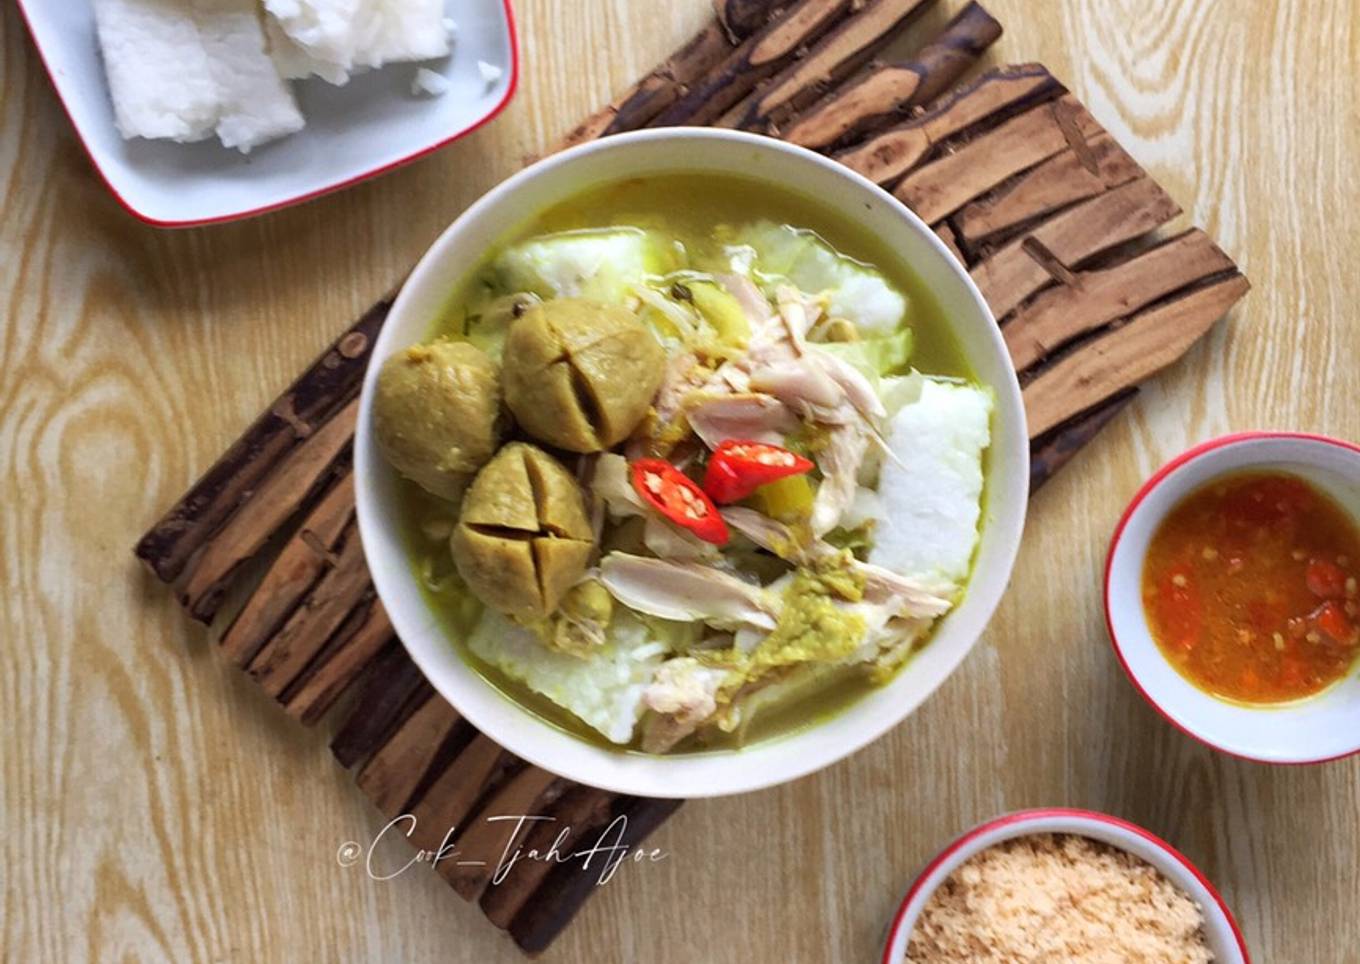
[1105,432,1360,764]
[354,128,1029,798]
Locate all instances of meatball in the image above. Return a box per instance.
[452,443,594,622]
[501,299,665,453]
[373,340,501,501]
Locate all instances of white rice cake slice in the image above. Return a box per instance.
[92,0,221,142]
[868,378,993,584]
[354,0,452,68]
[264,0,452,83]
[467,609,665,745]
[265,16,355,84]
[263,0,364,66]
[93,0,303,151]
[191,0,306,152]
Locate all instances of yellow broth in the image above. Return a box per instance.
[397,171,977,752]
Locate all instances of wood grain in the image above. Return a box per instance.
[1,2,1357,963]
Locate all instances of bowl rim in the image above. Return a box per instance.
[880,807,1251,964]
[1103,430,1360,766]
[355,126,1030,797]
[13,0,521,228]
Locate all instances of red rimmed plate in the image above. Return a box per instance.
[16,0,519,227]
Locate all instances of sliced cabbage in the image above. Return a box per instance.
[729,221,908,335]
[879,371,925,417]
[817,328,913,381]
[688,281,749,347]
[491,228,672,304]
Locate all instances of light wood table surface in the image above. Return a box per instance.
[2,1,1357,961]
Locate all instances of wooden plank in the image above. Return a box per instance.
[1029,389,1137,492]
[723,0,939,132]
[1005,229,1237,371]
[355,695,463,818]
[134,299,388,584]
[955,133,1143,244]
[716,0,785,40]
[405,736,513,852]
[331,647,433,770]
[244,517,373,699]
[782,0,1003,149]
[219,473,356,666]
[894,96,1102,224]
[480,785,617,930]
[553,22,735,151]
[282,599,395,725]
[1023,275,1251,437]
[173,398,359,624]
[650,0,855,127]
[835,63,1063,185]
[971,176,1182,319]
[508,796,685,954]
[935,222,966,265]
[440,767,563,901]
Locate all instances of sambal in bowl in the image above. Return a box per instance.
[1105,432,1360,764]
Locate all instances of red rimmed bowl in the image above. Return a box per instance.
[1105,432,1360,764]
[881,808,1249,963]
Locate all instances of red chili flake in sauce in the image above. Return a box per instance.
[1142,471,1360,703]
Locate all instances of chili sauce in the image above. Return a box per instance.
[1142,471,1360,704]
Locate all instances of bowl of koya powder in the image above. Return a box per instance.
[882,809,1249,964]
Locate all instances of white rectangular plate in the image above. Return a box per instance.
[17,0,518,227]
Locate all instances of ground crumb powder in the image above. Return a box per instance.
[906,833,1214,963]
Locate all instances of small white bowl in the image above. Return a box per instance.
[355,128,1029,798]
[16,0,518,226]
[881,808,1250,964]
[1105,432,1360,765]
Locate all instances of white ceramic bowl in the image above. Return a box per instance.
[355,128,1029,798]
[1105,432,1360,765]
[881,808,1250,963]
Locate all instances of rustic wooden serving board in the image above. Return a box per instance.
[134,0,1249,954]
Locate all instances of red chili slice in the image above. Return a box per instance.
[630,459,729,546]
[702,440,815,504]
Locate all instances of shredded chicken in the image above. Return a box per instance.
[809,343,886,421]
[649,351,706,426]
[716,273,769,325]
[598,552,779,630]
[854,559,955,616]
[775,285,818,352]
[749,359,845,416]
[643,515,716,562]
[640,657,730,752]
[721,506,955,619]
[721,506,817,560]
[810,423,871,536]
[686,392,799,448]
[865,616,933,679]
